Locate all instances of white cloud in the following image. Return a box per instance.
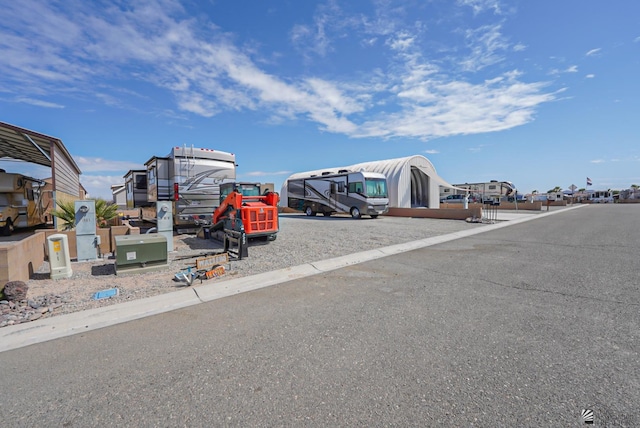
[356,68,556,140]
[81,174,128,199]
[590,159,605,164]
[460,24,509,72]
[585,74,595,79]
[550,65,578,75]
[586,48,601,56]
[0,0,556,142]
[15,97,64,108]
[513,43,526,52]
[74,157,144,173]
[244,170,293,177]
[387,32,416,52]
[424,149,440,154]
[457,0,502,15]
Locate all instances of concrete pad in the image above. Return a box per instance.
[310,249,387,272]
[194,263,321,302]
[0,288,201,353]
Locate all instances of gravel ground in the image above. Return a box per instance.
[1,213,484,326]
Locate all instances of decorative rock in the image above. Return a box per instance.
[28,300,40,309]
[0,300,8,305]
[28,313,42,321]
[3,281,28,302]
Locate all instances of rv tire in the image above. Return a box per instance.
[323,212,332,217]
[350,207,361,219]
[304,206,315,216]
[370,215,378,219]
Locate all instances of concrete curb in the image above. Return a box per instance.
[0,205,586,353]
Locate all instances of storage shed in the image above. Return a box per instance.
[281,155,456,209]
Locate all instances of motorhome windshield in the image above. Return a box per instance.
[365,178,388,198]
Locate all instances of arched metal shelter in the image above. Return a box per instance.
[281,155,457,209]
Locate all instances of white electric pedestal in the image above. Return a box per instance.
[47,234,73,279]
[156,201,174,252]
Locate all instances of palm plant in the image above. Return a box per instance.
[50,198,119,230]
[94,198,119,227]
[50,199,76,230]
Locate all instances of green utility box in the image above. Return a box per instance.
[115,234,169,275]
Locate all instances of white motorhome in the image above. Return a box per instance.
[0,170,46,235]
[285,170,389,219]
[142,145,236,229]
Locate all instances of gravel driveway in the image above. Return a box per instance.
[2,214,483,325]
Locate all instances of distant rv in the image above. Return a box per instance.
[588,190,613,203]
[448,180,516,202]
[285,170,389,219]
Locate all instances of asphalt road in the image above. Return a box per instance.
[0,204,638,427]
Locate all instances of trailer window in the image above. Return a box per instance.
[135,174,147,190]
[365,179,388,198]
[27,189,34,201]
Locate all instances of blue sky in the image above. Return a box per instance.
[1,0,639,199]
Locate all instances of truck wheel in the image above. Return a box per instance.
[2,218,13,236]
[350,207,361,219]
[305,206,315,216]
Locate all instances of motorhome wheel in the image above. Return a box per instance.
[350,207,361,219]
[305,206,315,216]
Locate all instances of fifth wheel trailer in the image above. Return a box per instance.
[141,146,236,231]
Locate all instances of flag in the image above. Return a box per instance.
[586,177,593,186]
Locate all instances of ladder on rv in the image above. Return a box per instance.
[179,144,196,183]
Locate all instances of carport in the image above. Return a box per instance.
[0,121,82,229]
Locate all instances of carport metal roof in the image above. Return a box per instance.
[0,121,81,173]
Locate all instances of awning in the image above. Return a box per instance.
[0,121,81,173]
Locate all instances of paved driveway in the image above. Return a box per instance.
[0,204,637,426]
